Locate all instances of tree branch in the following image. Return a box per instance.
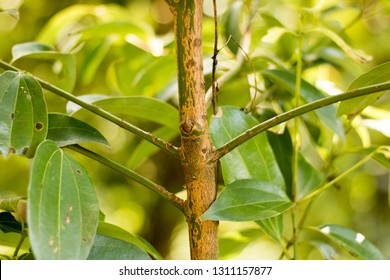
[0,60,179,158]
[215,81,390,159]
[66,145,185,211]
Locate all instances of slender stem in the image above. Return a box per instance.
[299,148,378,203]
[215,81,390,160]
[211,0,219,115]
[0,60,179,158]
[66,145,185,211]
[291,16,304,260]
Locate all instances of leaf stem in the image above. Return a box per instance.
[215,81,390,159]
[0,60,179,158]
[66,145,185,211]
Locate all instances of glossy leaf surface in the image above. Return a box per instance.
[0,71,48,158]
[47,113,110,148]
[28,140,99,259]
[317,224,385,260]
[202,179,293,222]
[210,106,284,188]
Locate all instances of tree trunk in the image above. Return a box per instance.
[169,0,219,259]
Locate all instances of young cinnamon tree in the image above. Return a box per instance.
[0,0,389,260]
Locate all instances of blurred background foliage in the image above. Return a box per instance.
[0,0,389,259]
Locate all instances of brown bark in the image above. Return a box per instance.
[169,0,219,259]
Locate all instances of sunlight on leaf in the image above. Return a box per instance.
[316,224,385,260]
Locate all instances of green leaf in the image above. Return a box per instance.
[315,27,372,64]
[92,96,179,130]
[317,224,386,260]
[97,221,162,260]
[201,179,293,222]
[47,113,110,148]
[337,62,390,116]
[310,241,337,260]
[262,69,344,138]
[267,130,293,197]
[297,155,325,200]
[0,71,48,158]
[255,215,284,243]
[11,42,76,92]
[28,140,99,259]
[127,126,178,169]
[222,1,243,54]
[210,107,284,188]
[87,234,151,260]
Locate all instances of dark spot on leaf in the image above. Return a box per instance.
[8,147,16,154]
[35,122,44,131]
[66,213,70,224]
[75,169,82,175]
[10,113,15,119]
[22,147,29,155]
[81,237,88,242]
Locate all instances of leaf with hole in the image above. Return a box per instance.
[337,62,390,117]
[28,140,99,259]
[87,234,151,260]
[201,179,293,222]
[47,113,110,148]
[316,224,385,260]
[0,71,48,158]
[210,106,284,188]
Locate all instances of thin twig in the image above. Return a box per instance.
[211,0,219,115]
[215,81,390,160]
[66,145,185,211]
[0,60,180,158]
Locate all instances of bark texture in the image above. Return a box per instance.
[170,0,219,259]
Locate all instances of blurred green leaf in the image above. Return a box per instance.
[337,62,390,116]
[11,42,76,92]
[127,127,178,169]
[202,179,293,222]
[316,224,386,260]
[93,96,179,130]
[47,113,110,148]
[310,241,337,260]
[255,215,284,243]
[97,221,162,260]
[87,234,151,260]
[210,106,284,188]
[0,71,48,158]
[262,69,344,138]
[28,140,99,259]
[222,1,243,54]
